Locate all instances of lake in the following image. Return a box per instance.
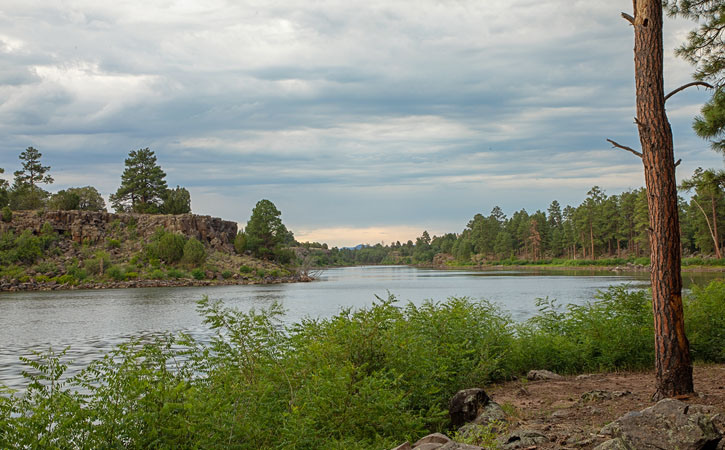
[0,265,719,391]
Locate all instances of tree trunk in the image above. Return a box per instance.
[711,196,721,258]
[590,222,595,260]
[632,0,693,399]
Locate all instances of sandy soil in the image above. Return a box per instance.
[486,364,725,448]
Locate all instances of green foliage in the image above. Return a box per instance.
[146,230,186,264]
[256,268,266,277]
[162,185,191,214]
[233,231,246,254]
[13,230,43,264]
[48,186,106,212]
[239,264,253,273]
[685,280,725,362]
[182,238,206,266]
[511,286,654,374]
[110,148,168,213]
[166,268,187,279]
[13,147,53,190]
[244,199,291,260]
[190,268,205,280]
[1,206,11,223]
[124,271,138,280]
[150,268,166,279]
[106,265,124,281]
[106,238,121,249]
[221,270,233,279]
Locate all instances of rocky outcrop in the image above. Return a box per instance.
[0,210,238,250]
[595,398,722,450]
[390,433,484,450]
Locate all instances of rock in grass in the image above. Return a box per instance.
[526,369,564,381]
[595,398,721,450]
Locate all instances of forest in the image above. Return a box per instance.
[305,171,725,267]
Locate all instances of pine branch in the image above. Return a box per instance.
[607,139,643,158]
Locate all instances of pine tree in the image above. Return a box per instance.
[110,148,168,213]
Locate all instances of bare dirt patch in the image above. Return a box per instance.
[486,364,725,448]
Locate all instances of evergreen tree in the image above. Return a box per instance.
[162,186,192,214]
[11,147,53,210]
[244,199,290,260]
[110,148,168,213]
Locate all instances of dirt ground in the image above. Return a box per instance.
[486,364,725,449]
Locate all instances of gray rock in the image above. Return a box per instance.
[526,369,564,381]
[594,437,634,450]
[413,433,451,447]
[599,398,721,450]
[390,443,412,450]
[449,388,491,428]
[472,401,507,425]
[499,429,549,449]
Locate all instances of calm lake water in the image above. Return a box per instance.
[0,265,720,391]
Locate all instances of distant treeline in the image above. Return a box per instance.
[304,176,725,266]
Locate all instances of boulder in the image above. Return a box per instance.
[526,369,564,381]
[499,429,549,449]
[449,388,491,428]
[596,398,722,450]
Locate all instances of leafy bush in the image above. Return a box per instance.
[256,268,266,277]
[146,230,186,264]
[150,269,166,280]
[124,271,139,280]
[166,268,187,279]
[190,268,205,280]
[107,238,121,249]
[239,265,253,274]
[84,251,111,275]
[685,280,725,362]
[1,206,11,223]
[106,265,124,281]
[182,238,206,266]
[14,230,43,264]
[221,270,233,279]
[55,274,77,285]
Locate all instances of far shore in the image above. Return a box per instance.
[0,273,315,293]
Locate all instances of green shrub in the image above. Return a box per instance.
[124,271,138,280]
[167,268,187,279]
[256,268,266,277]
[191,268,205,280]
[14,230,43,264]
[84,251,111,275]
[34,274,50,283]
[147,231,186,264]
[1,206,11,223]
[239,265,253,274]
[221,270,233,279]
[182,238,206,266]
[55,274,77,285]
[107,239,121,249]
[33,261,58,276]
[106,265,124,281]
[150,269,166,280]
[269,269,280,277]
[685,280,725,362]
[234,231,246,254]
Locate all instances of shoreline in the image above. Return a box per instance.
[0,273,315,293]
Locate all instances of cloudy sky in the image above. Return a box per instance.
[0,1,721,246]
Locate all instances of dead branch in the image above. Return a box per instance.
[675,158,681,167]
[621,12,635,25]
[665,81,714,102]
[607,139,643,158]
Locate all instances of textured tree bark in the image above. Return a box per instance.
[631,0,693,399]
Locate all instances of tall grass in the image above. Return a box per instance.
[1,281,724,448]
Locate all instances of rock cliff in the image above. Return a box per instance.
[0,210,238,250]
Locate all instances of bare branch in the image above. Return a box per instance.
[675,158,682,167]
[664,81,714,102]
[607,138,643,158]
[621,12,635,25]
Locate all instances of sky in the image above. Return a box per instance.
[0,0,722,247]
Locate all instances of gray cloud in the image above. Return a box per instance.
[0,0,722,245]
